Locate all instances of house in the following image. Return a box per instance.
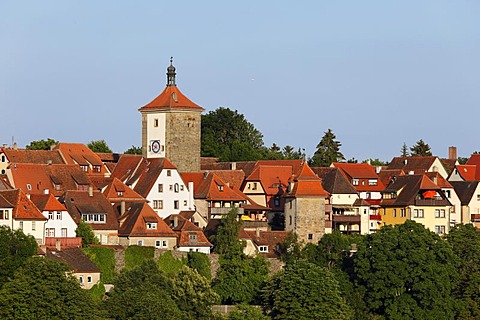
[60,188,119,245]
[30,193,81,248]
[239,228,289,258]
[0,189,47,244]
[332,162,385,200]
[425,172,458,226]
[102,177,147,205]
[46,247,101,289]
[284,163,328,244]
[118,202,177,249]
[448,165,477,182]
[387,156,449,179]
[139,59,204,173]
[381,174,451,235]
[6,163,91,197]
[450,181,480,227]
[164,214,212,254]
[0,147,65,175]
[111,155,194,218]
[53,143,110,176]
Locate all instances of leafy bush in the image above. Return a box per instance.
[187,251,211,280]
[158,251,185,275]
[83,246,116,283]
[124,245,154,270]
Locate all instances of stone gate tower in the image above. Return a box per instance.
[139,59,204,172]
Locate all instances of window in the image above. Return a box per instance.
[54,184,61,191]
[174,183,179,192]
[413,209,424,218]
[26,184,32,190]
[0,209,8,220]
[259,245,268,252]
[56,211,62,220]
[80,165,88,172]
[435,209,446,218]
[180,185,184,191]
[158,184,163,193]
[162,240,167,247]
[218,185,224,191]
[46,228,55,237]
[92,166,101,173]
[435,225,446,235]
[154,119,159,127]
[81,214,106,223]
[79,276,84,284]
[393,209,397,217]
[1,155,5,162]
[445,190,451,198]
[252,182,257,190]
[117,191,123,197]
[137,240,143,246]
[366,192,371,199]
[183,200,187,207]
[167,170,171,176]
[87,276,92,283]
[274,197,280,207]
[174,201,179,209]
[153,200,163,209]
[32,221,36,231]
[146,222,157,230]
[189,234,197,241]
[155,240,161,248]
[308,233,313,240]
[352,179,359,186]
[289,216,292,225]
[19,221,23,230]
[477,194,480,201]
[169,185,173,191]
[48,211,54,220]
[401,209,406,217]
[61,228,67,237]
[368,179,378,186]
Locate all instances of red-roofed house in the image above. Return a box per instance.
[449,165,478,182]
[164,214,212,254]
[53,143,110,176]
[239,229,289,258]
[387,156,449,179]
[332,162,385,200]
[0,189,47,244]
[0,147,65,175]
[118,202,177,249]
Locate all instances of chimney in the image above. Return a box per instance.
[173,215,178,228]
[255,227,260,238]
[120,200,126,216]
[13,142,17,150]
[433,176,438,184]
[55,239,61,251]
[231,162,237,170]
[88,185,93,197]
[449,146,457,160]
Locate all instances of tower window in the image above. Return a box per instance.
[154,119,159,127]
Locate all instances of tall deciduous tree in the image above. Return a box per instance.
[0,258,100,319]
[210,208,245,256]
[410,139,432,156]
[75,221,100,247]
[263,260,353,320]
[447,224,480,319]
[354,220,457,319]
[0,226,37,287]
[201,107,265,161]
[25,138,58,150]
[308,129,345,167]
[87,140,112,153]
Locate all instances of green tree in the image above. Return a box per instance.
[410,139,432,156]
[263,260,353,320]
[354,220,457,319]
[0,226,37,288]
[401,142,409,157]
[124,145,142,155]
[458,157,468,165]
[0,258,99,319]
[447,224,480,319]
[187,251,212,280]
[87,140,112,153]
[227,304,269,320]
[75,221,100,247]
[201,107,265,161]
[210,208,245,256]
[363,158,388,166]
[157,251,185,275]
[308,129,345,167]
[25,138,58,150]
[104,260,182,320]
[172,267,219,319]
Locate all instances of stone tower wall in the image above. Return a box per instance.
[285,196,325,244]
[165,111,202,173]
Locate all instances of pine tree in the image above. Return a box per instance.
[410,139,432,156]
[308,129,345,167]
[401,142,409,157]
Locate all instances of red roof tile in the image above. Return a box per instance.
[118,203,176,237]
[181,172,247,202]
[1,148,65,165]
[53,143,108,175]
[455,165,477,181]
[139,86,204,112]
[245,165,292,195]
[0,189,46,220]
[164,214,212,247]
[30,193,66,211]
[103,178,146,203]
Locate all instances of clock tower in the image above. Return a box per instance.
[139,59,204,172]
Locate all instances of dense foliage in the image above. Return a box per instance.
[0,226,37,288]
[410,139,432,156]
[308,129,345,167]
[76,221,100,247]
[124,145,142,155]
[83,246,116,283]
[124,245,155,269]
[87,140,113,153]
[25,138,58,150]
[187,251,212,280]
[210,208,245,256]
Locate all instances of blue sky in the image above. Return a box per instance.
[2,1,480,161]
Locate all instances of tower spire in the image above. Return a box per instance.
[166,57,176,86]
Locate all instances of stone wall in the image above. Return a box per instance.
[165,111,202,173]
[285,197,325,244]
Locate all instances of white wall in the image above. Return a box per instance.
[43,210,78,238]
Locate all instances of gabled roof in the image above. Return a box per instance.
[118,203,176,237]
[46,247,100,273]
[466,154,480,167]
[332,162,385,192]
[387,156,438,172]
[450,181,479,205]
[53,143,108,175]
[59,191,118,230]
[311,167,358,195]
[204,170,245,190]
[30,193,67,211]
[200,159,304,178]
[0,174,13,190]
[377,169,405,186]
[138,86,204,112]
[181,172,246,202]
[0,193,14,208]
[164,214,212,248]
[0,189,46,220]
[238,229,290,258]
[425,172,453,189]
[8,163,91,197]
[244,165,292,195]
[110,154,144,183]
[103,178,146,203]
[382,174,442,206]
[1,148,65,165]
[454,165,477,181]
[131,158,177,197]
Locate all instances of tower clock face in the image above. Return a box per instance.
[151,140,161,153]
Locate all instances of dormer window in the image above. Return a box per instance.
[352,179,359,186]
[146,222,157,230]
[54,183,61,191]
[368,179,378,186]
[117,191,123,197]
[218,185,224,191]
[26,184,32,190]
[92,165,101,173]
[259,245,268,252]
[80,165,88,172]
[174,183,179,193]
[189,234,197,241]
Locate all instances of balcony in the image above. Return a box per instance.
[471,214,480,222]
[332,214,361,223]
[209,207,244,216]
[414,199,450,206]
[44,237,82,248]
[370,214,382,221]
